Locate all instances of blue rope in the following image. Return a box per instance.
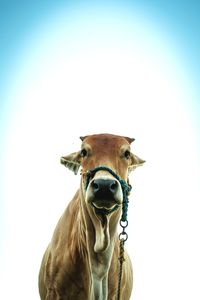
[85,166,132,222]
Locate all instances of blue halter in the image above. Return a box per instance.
[85,166,132,222]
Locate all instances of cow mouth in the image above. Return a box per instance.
[91,201,120,216]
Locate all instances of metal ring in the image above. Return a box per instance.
[120,219,128,228]
[119,232,128,242]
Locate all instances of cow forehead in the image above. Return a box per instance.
[80,134,131,180]
[81,134,130,150]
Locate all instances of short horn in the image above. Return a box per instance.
[80,136,88,141]
[124,137,135,144]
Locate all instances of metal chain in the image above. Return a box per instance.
[117,220,128,300]
[119,220,128,242]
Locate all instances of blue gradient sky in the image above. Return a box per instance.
[0,0,200,116]
[0,1,200,299]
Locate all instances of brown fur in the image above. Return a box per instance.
[39,134,144,300]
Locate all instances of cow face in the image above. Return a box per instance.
[61,133,144,177]
[61,133,145,214]
[61,133,145,252]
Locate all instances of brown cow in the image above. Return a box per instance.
[39,133,145,300]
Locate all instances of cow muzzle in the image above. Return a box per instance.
[85,168,123,216]
[88,177,122,213]
[83,165,131,219]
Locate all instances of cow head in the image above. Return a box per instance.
[61,134,145,253]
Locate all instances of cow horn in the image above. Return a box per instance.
[80,136,88,141]
[124,137,135,144]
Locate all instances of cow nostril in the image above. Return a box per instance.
[92,181,99,194]
[110,181,117,194]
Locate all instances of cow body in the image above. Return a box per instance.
[39,134,144,300]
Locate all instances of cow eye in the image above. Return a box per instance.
[81,149,87,158]
[124,150,131,159]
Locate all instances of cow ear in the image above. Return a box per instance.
[129,153,145,172]
[60,152,81,175]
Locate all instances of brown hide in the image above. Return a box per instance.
[38,133,144,300]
